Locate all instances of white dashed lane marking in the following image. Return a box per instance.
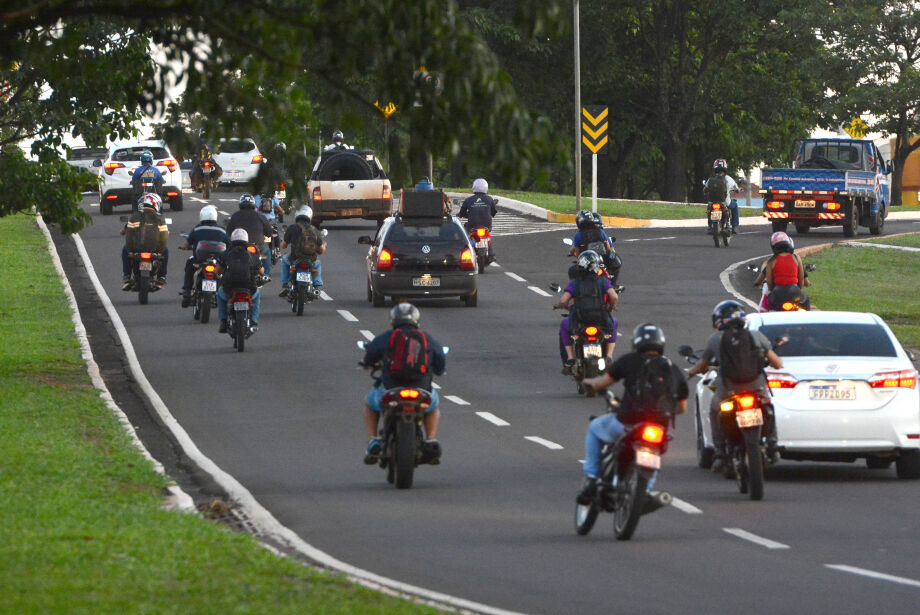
[319,290,333,301]
[825,565,920,589]
[359,330,374,341]
[337,310,359,322]
[670,497,703,514]
[444,395,469,405]
[528,285,551,297]
[525,436,564,450]
[476,412,509,426]
[723,528,790,550]
[505,272,527,282]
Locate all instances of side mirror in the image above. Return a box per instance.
[549,282,562,293]
[356,340,366,350]
[562,237,574,246]
[358,235,372,245]
[805,264,817,273]
[442,346,450,355]
[774,336,789,348]
[92,159,102,167]
[321,228,329,237]
[906,350,915,361]
[677,345,694,357]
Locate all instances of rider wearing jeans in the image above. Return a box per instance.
[579,324,688,503]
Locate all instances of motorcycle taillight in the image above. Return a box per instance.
[231,292,251,304]
[139,252,153,260]
[640,424,665,444]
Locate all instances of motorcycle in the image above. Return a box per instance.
[357,341,450,489]
[561,237,625,293]
[469,227,492,273]
[127,251,163,305]
[575,391,672,540]
[678,345,773,500]
[191,241,225,324]
[747,263,816,312]
[197,159,220,199]
[549,282,616,397]
[288,258,320,316]
[227,288,255,352]
[708,201,732,248]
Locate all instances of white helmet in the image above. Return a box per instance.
[199,205,218,222]
[230,228,249,243]
[472,178,488,194]
[295,205,313,223]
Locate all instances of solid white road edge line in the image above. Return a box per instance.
[359,330,375,341]
[39,218,194,513]
[528,286,552,297]
[476,412,510,427]
[825,564,920,589]
[723,528,790,550]
[525,436,564,450]
[720,254,768,311]
[444,395,469,405]
[69,230,526,615]
[504,272,527,282]
[337,309,359,322]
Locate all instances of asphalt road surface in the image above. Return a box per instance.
[63,190,920,614]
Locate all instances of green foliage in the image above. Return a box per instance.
[0,150,90,233]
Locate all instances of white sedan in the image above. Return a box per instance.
[691,311,919,479]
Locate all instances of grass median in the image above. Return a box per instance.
[0,214,437,614]
[805,234,920,352]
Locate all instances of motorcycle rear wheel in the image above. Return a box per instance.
[202,183,210,199]
[711,224,721,248]
[614,467,648,541]
[199,294,212,324]
[743,428,764,500]
[235,317,246,352]
[574,501,600,536]
[394,421,416,489]
[138,276,149,305]
[296,285,306,316]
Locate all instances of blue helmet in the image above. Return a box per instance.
[712,300,746,330]
[140,150,153,166]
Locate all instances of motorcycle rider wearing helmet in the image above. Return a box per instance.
[686,300,783,472]
[216,228,264,333]
[130,150,164,211]
[568,210,615,278]
[458,178,499,260]
[588,211,623,287]
[121,193,169,290]
[253,142,288,213]
[578,324,689,502]
[189,133,221,193]
[554,250,619,374]
[704,158,741,234]
[226,193,275,272]
[414,176,435,190]
[360,303,447,465]
[324,129,350,150]
[279,204,325,297]
[178,205,229,307]
[753,232,810,311]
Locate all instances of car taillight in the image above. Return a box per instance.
[475,228,487,238]
[312,186,322,202]
[377,248,392,271]
[766,200,785,209]
[104,162,124,175]
[382,185,391,200]
[399,389,420,399]
[251,155,263,164]
[157,159,177,172]
[165,191,179,197]
[106,194,119,200]
[139,252,153,260]
[640,425,665,444]
[767,373,797,389]
[460,248,475,269]
[869,369,917,389]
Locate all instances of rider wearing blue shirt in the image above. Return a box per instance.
[130,150,164,210]
[179,205,229,306]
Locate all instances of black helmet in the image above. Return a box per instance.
[389,302,420,328]
[332,130,344,144]
[591,212,604,228]
[577,250,603,275]
[632,323,665,353]
[575,209,593,231]
[258,198,272,213]
[239,193,256,209]
[712,300,746,330]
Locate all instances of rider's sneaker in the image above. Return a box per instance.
[561,359,575,375]
[576,476,598,505]
[422,439,442,465]
[364,438,382,465]
[218,320,228,333]
[121,277,132,291]
[180,289,191,307]
[711,453,726,473]
[278,285,290,298]
[732,226,739,235]
[156,276,166,289]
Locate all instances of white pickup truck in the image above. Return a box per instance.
[305,149,392,225]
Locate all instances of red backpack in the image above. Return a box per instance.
[386,328,430,385]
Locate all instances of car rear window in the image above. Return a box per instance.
[385,220,465,244]
[217,139,255,154]
[113,147,170,162]
[759,323,897,357]
[68,148,107,161]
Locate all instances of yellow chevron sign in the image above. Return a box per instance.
[581,106,609,155]
[374,100,397,119]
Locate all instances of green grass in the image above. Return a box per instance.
[0,214,438,615]
[805,236,920,351]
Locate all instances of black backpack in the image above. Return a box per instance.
[706,174,728,203]
[622,355,678,422]
[574,277,607,325]
[222,245,254,289]
[720,328,763,384]
[386,328,431,385]
[578,227,608,255]
[292,222,319,260]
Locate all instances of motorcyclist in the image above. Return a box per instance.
[704,158,740,234]
[568,210,617,282]
[360,302,446,464]
[122,193,168,289]
[178,205,228,307]
[226,193,275,276]
[188,134,220,192]
[753,232,811,311]
[578,324,689,502]
[457,178,498,261]
[324,129,350,151]
[130,150,164,210]
[253,142,289,212]
[255,198,281,276]
[279,204,326,298]
[554,250,619,374]
[686,300,783,473]
[588,212,623,287]
[216,228,264,333]
[414,176,435,190]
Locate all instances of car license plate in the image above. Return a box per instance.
[275,190,286,199]
[635,448,661,470]
[583,344,603,358]
[225,169,241,177]
[201,280,217,292]
[736,408,764,428]
[139,262,152,271]
[341,207,363,216]
[809,383,856,400]
[233,302,248,311]
[296,271,312,283]
[476,239,489,249]
[795,199,816,208]
[710,210,722,221]
[412,276,440,287]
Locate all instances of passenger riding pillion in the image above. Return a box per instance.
[129,150,164,210]
[217,228,264,333]
[178,205,228,307]
[458,178,499,259]
[122,193,169,290]
[279,205,325,298]
[226,193,275,270]
[577,324,689,503]
[568,210,621,286]
[360,303,446,465]
[554,250,619,374]
[686,301,783,472]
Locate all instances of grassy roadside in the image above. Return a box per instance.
[0,214,437,614]
[805,234,920,352]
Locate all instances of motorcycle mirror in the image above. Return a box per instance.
[774,336,789,348]
[321,228,329,237]
[549,282,561,293]
[493,198,500,206]
[746,264,760,273]
[562,237,574,246]
[906,349,916,361]
[358,235,372,245]
[677,345,694,357]
[805,264,817,272]
[442,346,450,355]
[356,340,366,350]
[180,233,189,238]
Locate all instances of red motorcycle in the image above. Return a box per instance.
[469,227,492,273]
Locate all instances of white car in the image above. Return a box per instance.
[98,139,183,215]
[690,311,919,479]
[213,138,263,184]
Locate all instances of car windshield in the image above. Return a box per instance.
[795,140,865,171]
[386,220,465,243]
[759,323,897,358]
[217,139,255,154]
[113,147,169,162]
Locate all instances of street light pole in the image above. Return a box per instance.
[574,0,581,210]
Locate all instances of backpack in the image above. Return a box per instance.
[386,328,431,385]
[222,245,254,289]
[573,277,607,325]
[578,228,608,255]
[136,213,161,252]
[720,328,763,384]
[623,355,678,422]
[706,174,728,203]
[291,222,319,259]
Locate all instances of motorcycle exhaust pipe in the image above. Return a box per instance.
[641,491,672,515]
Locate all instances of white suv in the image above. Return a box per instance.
[99,139,183,215]
[213,137,263,184]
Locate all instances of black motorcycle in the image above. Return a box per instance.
[127,251,163,305]
[226,288,254,352]
[575,392,673,540]
[708,201,732,248]
[190,241,225,323]
[550,282,617,396]
[288,258,319,316]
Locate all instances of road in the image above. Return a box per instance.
[63,190,920,614]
